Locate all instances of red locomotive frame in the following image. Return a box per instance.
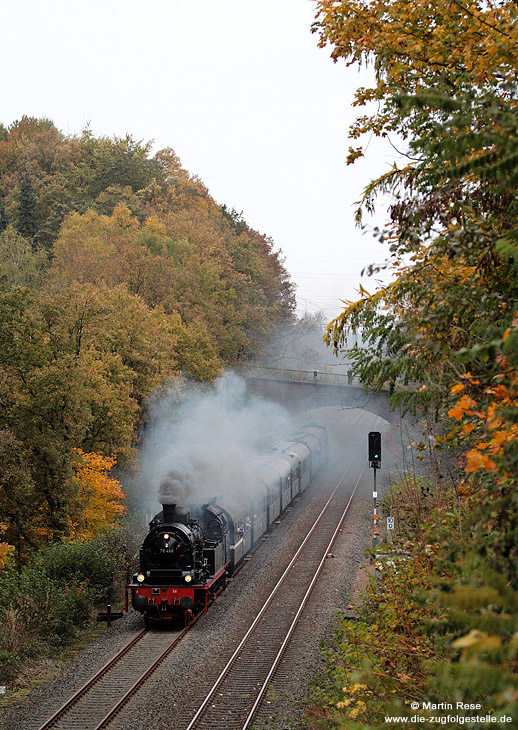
[126,563,229,624]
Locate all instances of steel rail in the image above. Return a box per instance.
[91,616,198,730]
[35,628,148,730]
[185,460,365,730]
[35,487,310,730]
[242,461,366,730]
[37,608,204,730]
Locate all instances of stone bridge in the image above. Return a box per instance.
[244,367,396,423]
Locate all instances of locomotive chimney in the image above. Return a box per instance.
[162,503,176,523]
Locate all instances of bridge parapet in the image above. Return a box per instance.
[244,368,397,422]
[245,365,355,387]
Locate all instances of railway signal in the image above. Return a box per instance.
[368,431,381,468]
[368,432,381,549]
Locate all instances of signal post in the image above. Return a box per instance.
[368,432,381,550]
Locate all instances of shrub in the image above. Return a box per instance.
[34,533,120,604]
[0,528,131,684]
[43,579,92,645]
[0,649,21,683]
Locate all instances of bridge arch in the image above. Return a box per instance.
[245,373,396,423]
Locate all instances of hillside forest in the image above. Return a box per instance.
[0,119,295,680]
[304,1,518,728]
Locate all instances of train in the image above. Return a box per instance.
[126,424,328,625]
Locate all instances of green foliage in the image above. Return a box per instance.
[0,117,294,362]
[0,203,8,232]
[305,561,439,729]
[318,2,518,416]
[0,649,22,683]
[311,2,518,725]
[0,429,36,555]
[0,283,175,540]
[305,476,518,729]
[16,172,37,241]
[172,317,222,381]
[34,536,119,604]
[0,529,130,683]
[0,225,47,291]
[0,117,294,574]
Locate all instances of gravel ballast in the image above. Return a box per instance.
[0,405,401,730]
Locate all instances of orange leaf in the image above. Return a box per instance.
[465,450,496,473]
[448,394,477,421]
[488,430,512,450]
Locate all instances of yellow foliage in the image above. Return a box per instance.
[316,0,518,92]
[72,450,126,539]
[52,209,118,284]
[336,700,352,708]
[451,337,518,476]
[0,542,14,568]
[452,629,502,660]
[143,215,168,237]
[0,522,14,568]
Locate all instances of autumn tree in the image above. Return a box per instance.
[0,225,46,291]
[311,1,518,723]
[71,450,126,540]
[0,283,181,537]
[51,202,293,364]
[0,119,294,360]
[0,117,295,560]
[0,430,36,559]
[0,203,8,232]
[17,172,37,242]
[315,0,518,410]
[77,130,156,202]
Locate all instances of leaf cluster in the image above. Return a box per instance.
[312,3,518,719]
[318,0,518,417]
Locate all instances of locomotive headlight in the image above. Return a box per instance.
[184,574,192,583]
[163,533,170,540]
[137,573,145,583]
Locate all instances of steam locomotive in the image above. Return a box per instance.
[127,424,328,625]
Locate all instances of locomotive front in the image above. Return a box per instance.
[139,504,205,584]
[128,502,230,625]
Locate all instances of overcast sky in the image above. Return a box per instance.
[5,0,397,320]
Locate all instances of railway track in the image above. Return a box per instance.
[35,621,193,730]
[182,460,366,730]
[34,444,366,730]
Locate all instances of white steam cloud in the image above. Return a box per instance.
[138,373,294,510]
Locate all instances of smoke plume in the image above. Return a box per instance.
[137,372,293,510]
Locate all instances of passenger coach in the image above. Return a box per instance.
[127,424,328,625]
